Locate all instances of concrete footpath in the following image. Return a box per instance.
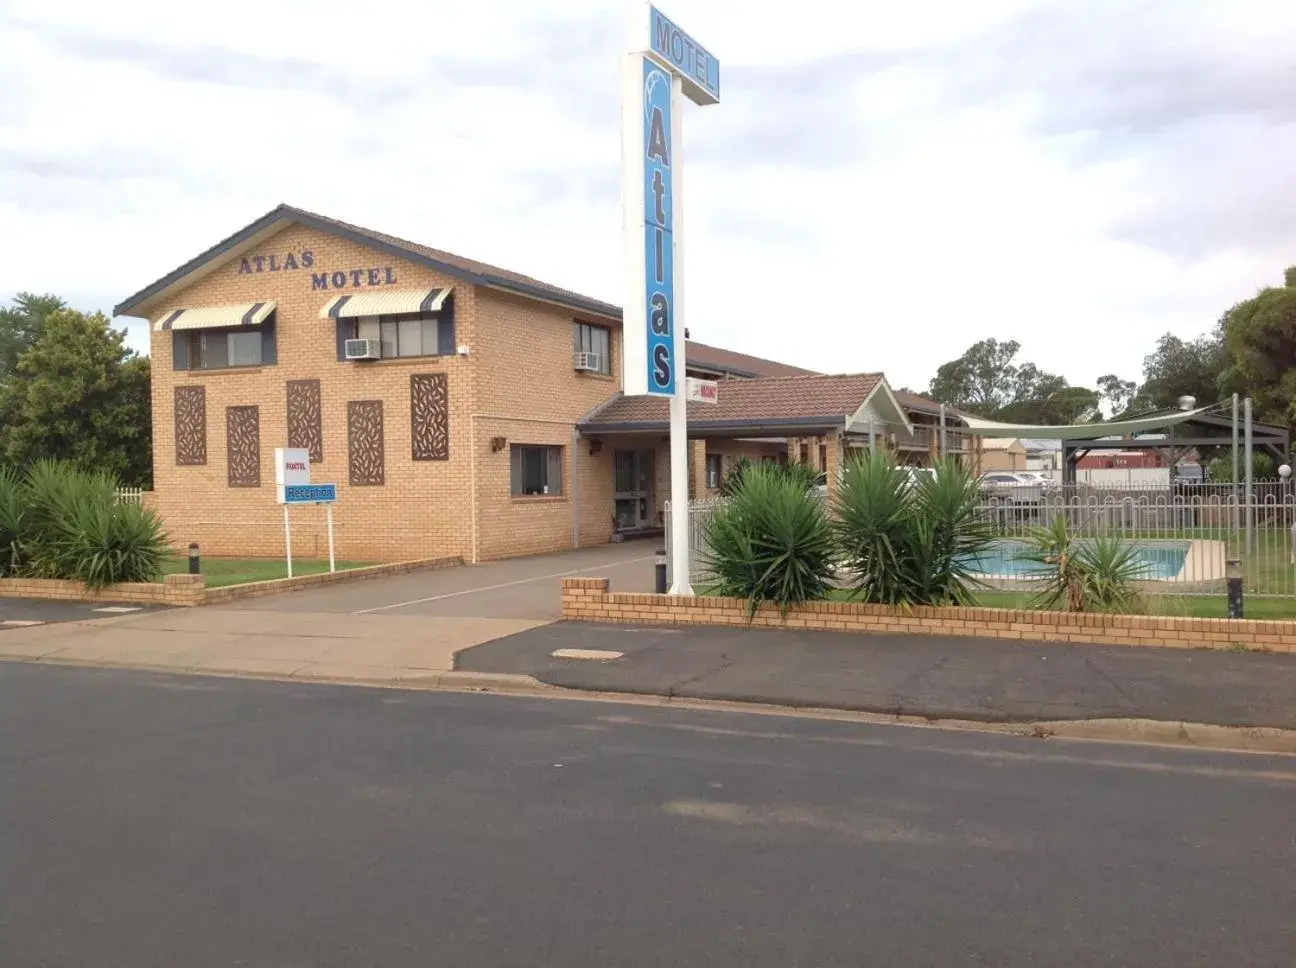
[458,622,1296,732]
[0,607,548,686]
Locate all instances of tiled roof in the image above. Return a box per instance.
[581,373,884,430]
[686,340,818,379]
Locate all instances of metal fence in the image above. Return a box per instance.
[668,481,1296,598]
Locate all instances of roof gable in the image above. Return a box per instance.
[114,204,621,320]
[580,373,887,432]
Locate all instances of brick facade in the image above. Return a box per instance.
[144,222,624,563]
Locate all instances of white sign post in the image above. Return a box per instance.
[621,4,719,595]
[275,448,338,577]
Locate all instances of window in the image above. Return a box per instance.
[573,321,611,374]
[706,454,722,490]
[351,313,450,359]
[819,444,827,471]
[185,325,272,370]
[510,445,564,496]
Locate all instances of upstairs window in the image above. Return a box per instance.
[352,313,450,359]
[573,321,611,374]
[179,323,275,370]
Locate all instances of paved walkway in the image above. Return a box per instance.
[458,622,1296,730]
[0,544,658,684]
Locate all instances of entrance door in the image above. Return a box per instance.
[613,449,656,531]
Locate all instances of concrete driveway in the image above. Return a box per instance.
[230,540,657,620]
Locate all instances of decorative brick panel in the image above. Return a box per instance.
[348,400,385,486]
[226,405,261,487]
[286,379,323,463]
[410,373,450,461]
[173,385,207,466]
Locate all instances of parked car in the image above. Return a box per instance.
[1012,471,1060,489]
[979,472,1047,503]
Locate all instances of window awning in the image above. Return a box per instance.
[318,288,452,319]
[153,302,276,331]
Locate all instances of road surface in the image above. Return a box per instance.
[1,662,1291,967]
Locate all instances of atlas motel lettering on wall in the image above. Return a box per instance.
[237,249,399,291]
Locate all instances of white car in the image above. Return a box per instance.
[979,472,1048,503]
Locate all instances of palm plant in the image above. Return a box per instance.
[703,462,835,616]
[833,453,993,606]
[1019,515,1148,612]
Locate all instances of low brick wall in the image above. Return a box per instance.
[0,573,205,606]
[561,578,1296,653]
[0,556,461,608]
[200,556,461,604]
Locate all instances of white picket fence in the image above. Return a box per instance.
[115,487,146,506]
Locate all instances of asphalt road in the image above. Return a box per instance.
[2,664,1293,968]
[460,621,1296,728]
[0,598,170,627]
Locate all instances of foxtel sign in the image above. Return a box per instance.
[620,5,719,398]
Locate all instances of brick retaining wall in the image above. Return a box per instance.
[561,578,1296,653]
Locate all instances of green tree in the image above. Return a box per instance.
[1130,326,1228,413]
[1218,268,1296,428]
[0,309,152,486]
[927,339,1097,423]
[1096,374,1138,416]
[0,292,66,380]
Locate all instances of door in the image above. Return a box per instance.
[613,450,656,530]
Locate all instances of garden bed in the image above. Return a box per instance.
[161,557,373,589]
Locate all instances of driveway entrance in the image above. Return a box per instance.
[232,541,657,621]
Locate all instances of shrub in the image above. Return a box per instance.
[1019,515,1148,612]
[703,462,835,615]
[834,453,993,606]
[719,456,820,496]
[0,465,28,577]
[10,460,168,586]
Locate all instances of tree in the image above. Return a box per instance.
[927,339,1097,423]
[1130,325,1228,414]
[1218,268,1296,428]
[0,292,66,381]
[1096,374,1138,416]
[0,309,152,486]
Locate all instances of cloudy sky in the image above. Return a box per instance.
[2,0,1293,392]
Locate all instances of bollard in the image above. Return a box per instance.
[188,542,201,575]
[1226,557,1243,619]
[655,548,668,594]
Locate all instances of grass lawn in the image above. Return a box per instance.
[161,557,374,588]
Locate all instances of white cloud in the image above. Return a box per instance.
[0,0,1292,396]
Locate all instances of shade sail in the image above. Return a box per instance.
[153,302,275,331]
[960,406,1216,440]
[319,288,451,318]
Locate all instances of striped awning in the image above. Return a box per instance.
[318,288,452,319]
[153,301,276,331]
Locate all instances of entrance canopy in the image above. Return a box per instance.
[960,406,1215,440]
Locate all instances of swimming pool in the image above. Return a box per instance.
[970,540,1190,580]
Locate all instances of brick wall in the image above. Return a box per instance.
[561,578,1296,652]
[145,223,625,563]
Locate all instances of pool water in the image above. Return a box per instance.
[971,541,1189,580]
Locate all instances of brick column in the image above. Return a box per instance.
[689,439,708,499]
[825,429,845,501]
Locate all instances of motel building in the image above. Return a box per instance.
[115,205,970,564]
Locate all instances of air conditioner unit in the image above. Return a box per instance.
[344,338,381,361]
[573,351,602,372]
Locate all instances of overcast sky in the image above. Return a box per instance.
[2,0,1293,391]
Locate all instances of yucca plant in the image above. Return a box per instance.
[703,462,835,616]
[1019,515,1148,612]
[0,465,29,576]
[833,453,993,606]
[51,496,170,588]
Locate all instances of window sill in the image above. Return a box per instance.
[511,495,568,505]
[575,371,616,382]
[180,366,268,377]
[345,355,452,369]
